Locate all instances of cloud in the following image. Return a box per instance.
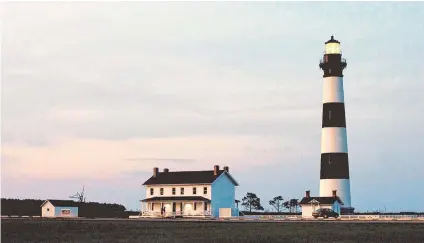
[1,135,305,181]
[125,158,197,163]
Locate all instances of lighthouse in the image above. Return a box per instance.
[318,36,354,214]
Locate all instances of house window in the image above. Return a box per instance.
[61,209,71,216]
[151,203,154,210]
[180,188,184,195]
[204,202,207,211]
[47,208,50,211]
[194,202,197,210]
[172,188,176,195]
[160,188,164,195]
[203,187,207,194]
[193,187,197,195]
[150,188,154,195]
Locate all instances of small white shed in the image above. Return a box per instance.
[41,200,79,218]
[299,190,343,218]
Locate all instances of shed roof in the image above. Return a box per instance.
[299,196,343,205]
[41,199,80,207]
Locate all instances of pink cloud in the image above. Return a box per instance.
[2,135,300,181]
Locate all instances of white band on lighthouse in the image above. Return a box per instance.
[323,77,345,103]
[321,127,348,153]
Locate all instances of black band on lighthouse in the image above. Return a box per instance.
[320,153,350,179]
[322,103,347,128]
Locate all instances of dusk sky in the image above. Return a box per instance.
[2,2,424,212]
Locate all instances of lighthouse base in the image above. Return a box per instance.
[319,178,352,208]
[341,207,355,215]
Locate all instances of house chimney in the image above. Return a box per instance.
[223,166,229,172]
[332,190,337,198]
[153,167,159,177]
[306,190,310,198]
[213,165,219,175]
[163,168,169,173]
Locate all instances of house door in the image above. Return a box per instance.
[172,202,176,213]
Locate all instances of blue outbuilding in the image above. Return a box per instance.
[41,199,79,218]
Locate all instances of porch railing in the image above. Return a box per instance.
[141,210,211,217]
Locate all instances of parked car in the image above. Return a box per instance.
[312,208,339,219]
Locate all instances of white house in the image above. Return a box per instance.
[299,190,343,218]
[41,200,79,218]
[140,165,239,218]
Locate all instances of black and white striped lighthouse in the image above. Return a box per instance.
[318,36,354,213]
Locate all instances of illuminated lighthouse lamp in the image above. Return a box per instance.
[325,36,341,54]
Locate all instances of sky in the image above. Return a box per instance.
[2,2,424,212]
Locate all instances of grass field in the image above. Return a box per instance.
[2,219,424,243]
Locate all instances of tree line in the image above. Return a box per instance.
[240,192,300,213]
[1,198,139,218]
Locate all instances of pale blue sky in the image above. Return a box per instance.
[2,2,424,212]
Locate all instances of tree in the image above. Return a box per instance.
[241,192,264,212]
[269,196,284,212]
[283,200,290,212]
[283,198,299,213]
[289,199,299,213]
[70,186,86,202]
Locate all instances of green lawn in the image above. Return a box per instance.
[2,219,424,243]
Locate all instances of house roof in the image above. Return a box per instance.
[141,196,211,202]
[41,199,80,207]
[142,170,239,186]
[299,196,343,205]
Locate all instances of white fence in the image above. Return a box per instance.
[4,214,424,221]
[239,214,424,221]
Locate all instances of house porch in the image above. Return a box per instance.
[140,196,211,217]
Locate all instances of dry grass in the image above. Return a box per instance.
[2,219,424,243]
